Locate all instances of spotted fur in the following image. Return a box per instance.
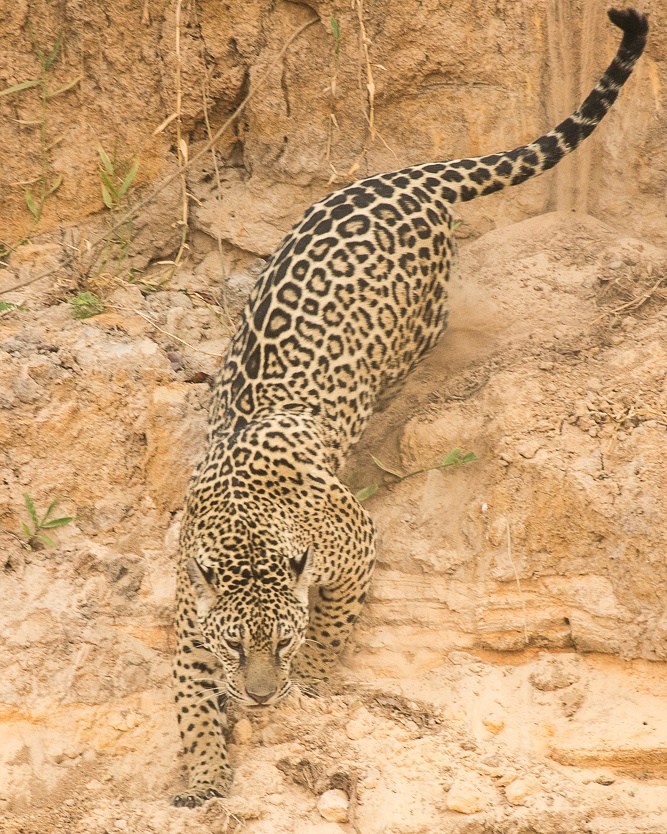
[171,9,647,806]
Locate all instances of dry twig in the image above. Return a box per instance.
[595,260,667,322]
[111,305,225,357]
[506,520,529,646]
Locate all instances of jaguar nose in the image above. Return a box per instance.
[246,685,277,705]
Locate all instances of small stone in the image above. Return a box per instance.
[517,440,541,459]
[63,799,75,806]
[85,779,104,791]
[232,717,253,745]
[317,789,349,823]
[167,351,183,371]
[114,821,127,830]
[445,779,485,814]
[495,769,518,787]
[13,373,42,404]
[505,776,539,805]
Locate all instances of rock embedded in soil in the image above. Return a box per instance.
[445,779,486,814]
[505,776,540,805]
[317,789,349,823]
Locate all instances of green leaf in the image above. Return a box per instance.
[0,78,41,97]
[98,146,114,175]
[355,484,379,502]
[0,301,25,312]
[22,522,32,538]
[47,174,63,197]
[41,499,59,523]
[23,493,39,527]
[41,516,74,529]
[69,291,104,319]
[46,76,82,98]
[440,449,461,466]
[440,449,477,469]
[36,533,57,548]
[25,188,40,219]
[370,454,403,478]
[100,181,114,209]
[45,32,63,70]
[117,160,138,197]
[441,448,462,467]
[99,169,118,201]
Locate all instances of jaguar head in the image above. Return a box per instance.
[186,547,312,706]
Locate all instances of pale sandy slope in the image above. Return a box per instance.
[1,212,667,833]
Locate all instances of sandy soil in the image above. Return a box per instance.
[1,2,667,832]
[2,211,667,833]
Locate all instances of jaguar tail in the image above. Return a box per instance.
[425,8,648,204]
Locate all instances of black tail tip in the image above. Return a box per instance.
[608,8,649,39]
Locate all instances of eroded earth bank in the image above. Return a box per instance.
[3,213,667,834]
[1,1,667,833]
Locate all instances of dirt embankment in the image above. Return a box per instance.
[1,2,667,833]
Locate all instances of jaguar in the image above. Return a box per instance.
[171,8,648,806]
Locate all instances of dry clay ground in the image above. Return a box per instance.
[2,212,667,833]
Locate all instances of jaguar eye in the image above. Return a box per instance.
[225,637,242,652]
[277,637,292,651]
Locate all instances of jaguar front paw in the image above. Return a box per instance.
[170,784,227,808]
[170,771,233,808]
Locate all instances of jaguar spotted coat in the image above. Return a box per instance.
[171,9,648,806]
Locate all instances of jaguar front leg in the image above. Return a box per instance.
[171,579,232,807]
[293,534,376,685]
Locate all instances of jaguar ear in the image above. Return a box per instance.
[289,545,313,607]
[186,558,217,619]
